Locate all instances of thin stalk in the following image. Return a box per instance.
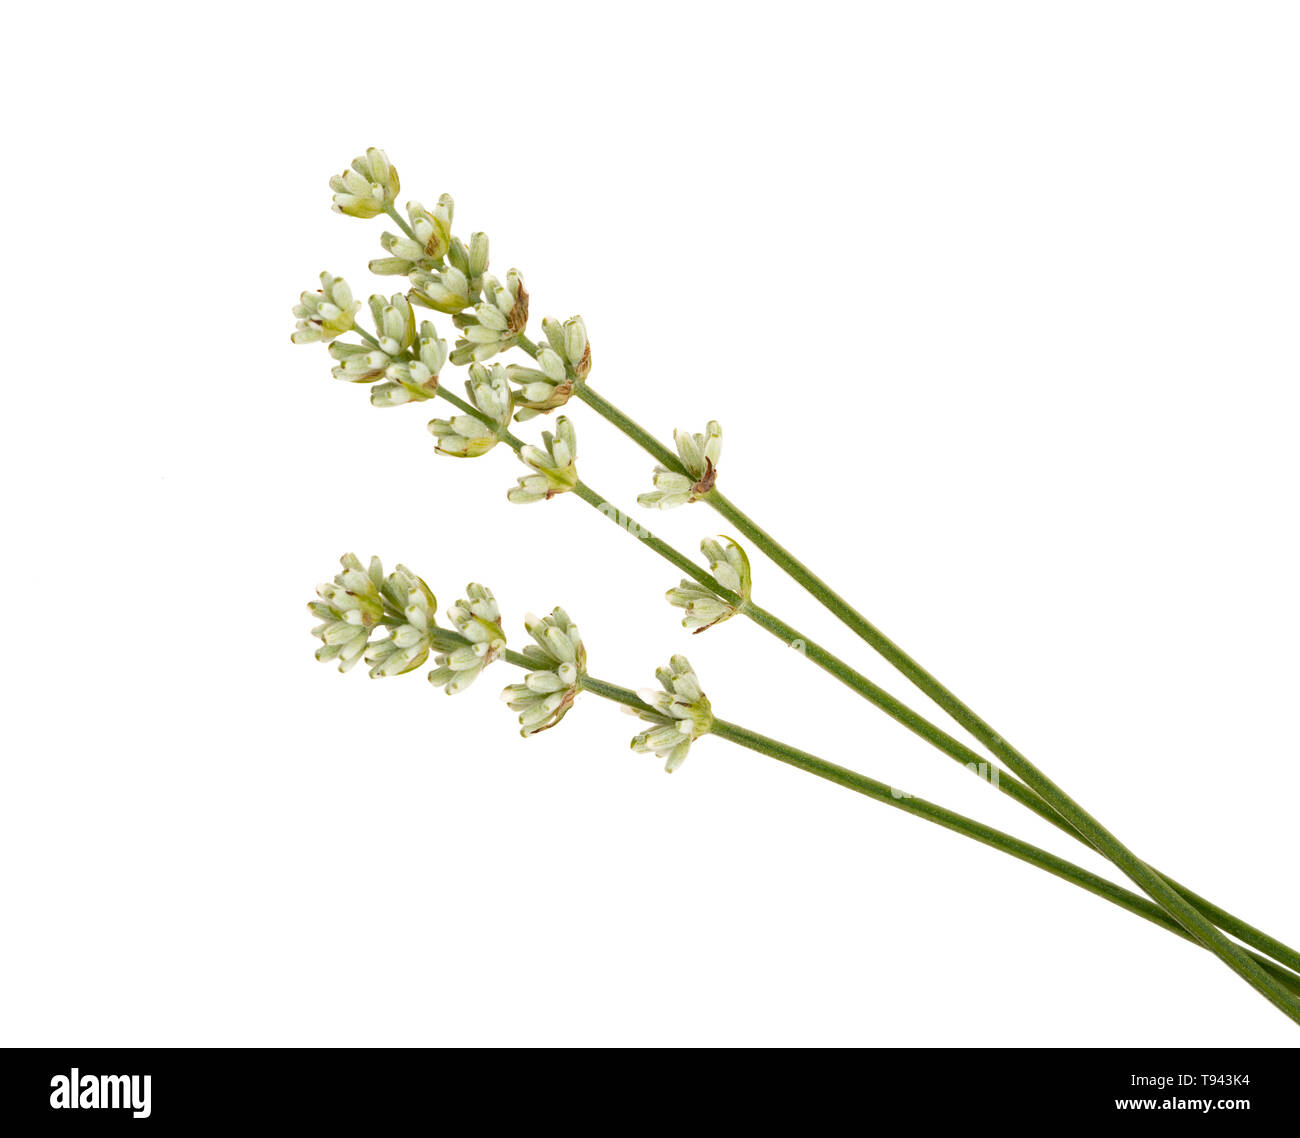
[570,466,1300,979]
[382,203,418,243]
[572,382,681,470]
[567,382,1300,1021]
[430,381,1300,982]
[711,488,1300,1017]
[570,673,1300,998]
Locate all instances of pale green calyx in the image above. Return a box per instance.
[637,421,723,509]
[506,345,571,421]
[701,536,751,596]
[330,148,400,218]
[427,584,506,695]
[666,536,753,632]
[428,363,513,457]
[291,273,359,344]
[540,315,592,380]
[449,232,491,283]
[507,416,579,503]
[370,195,454,274]
[500,607,586,736]
[630,655,713,773]
[451,270,528,364]
[372,326,448,408]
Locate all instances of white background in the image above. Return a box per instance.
[3,2,1298,1047]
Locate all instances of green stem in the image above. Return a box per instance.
[570,465,1300,978]
[571,673,1300,998]
[382,203,418,243]
[709,489,1300,1017]
[1160,878,1300,979]
[574,383,683,471]
[430,383,1300,1007]
[570,384,1300,1022]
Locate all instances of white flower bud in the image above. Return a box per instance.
[468,231,490,277]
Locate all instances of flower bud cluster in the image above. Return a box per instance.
[363,564,442,678]
[500,608,586,735]
[330,148,400,218]
[428,584,507,695]
[428,363,513,457]
[666,536,753,632]
[291,273,359,344]
[371,326,448,407]
[407,231,490,313]
[369,195,454,274]
[507,416,579,503]
[629,656,713,772]
[540,315,591,379]
[451,270,528,364]
[638,422,723,509]
[310,555,443,676]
